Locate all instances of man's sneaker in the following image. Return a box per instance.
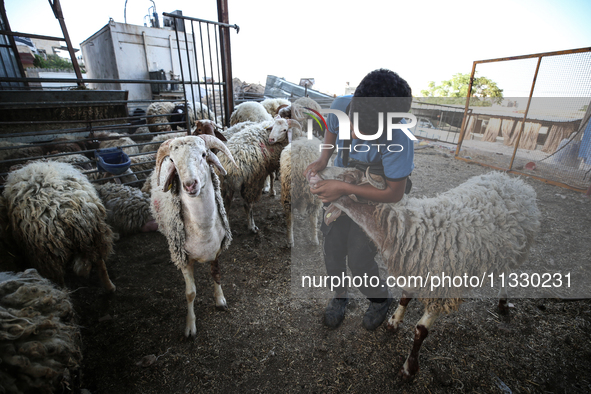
[362,294,394,331]
[324,292,349,328]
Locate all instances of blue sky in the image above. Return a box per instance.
[5,0,591,96]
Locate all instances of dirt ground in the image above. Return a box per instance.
[52,143,591,393]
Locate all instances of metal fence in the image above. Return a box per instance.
[0,10,238,191]
[162,11,238,127]
[455,47,591,191]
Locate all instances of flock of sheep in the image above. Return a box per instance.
[0,95,541,391]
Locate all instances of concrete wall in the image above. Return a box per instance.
[81,20,204,109]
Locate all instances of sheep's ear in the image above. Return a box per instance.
[162,161,178,193]
[214,130,227,142]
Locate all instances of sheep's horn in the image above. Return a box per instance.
[287,119,302,129]
[207,151,227,176]
[197,134,238,169]
[287,119,302,141]
[155,139,173,187]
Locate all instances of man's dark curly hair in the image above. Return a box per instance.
[350,69,413,133]
[354,68,412,100]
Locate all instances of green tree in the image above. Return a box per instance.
[419,73,503,106]
[33,54,75,71]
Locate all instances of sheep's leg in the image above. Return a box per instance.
[268,172,276,196]
[286,208,294,247]
[262,175,271,194]
[96,259,116,292]
[244,202,259,233]
[210,259,227,310]
[181,263,197,337]
[307,206,319,246]
[498,272,510,314]
[400,308,440,380]
[387,292,412,330]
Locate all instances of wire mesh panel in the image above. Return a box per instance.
[456,48,591,191]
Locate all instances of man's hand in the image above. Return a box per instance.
[304,157,329,181]
[310,179,349,203]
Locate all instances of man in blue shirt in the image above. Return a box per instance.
[305,69,414,330]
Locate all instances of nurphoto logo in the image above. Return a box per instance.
[304,107,418,153]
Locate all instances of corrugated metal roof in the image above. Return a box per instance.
[411,101,586,123]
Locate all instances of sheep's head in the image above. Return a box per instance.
[155,135,237,196]
[192,120,227,142]
[268,117,302,144]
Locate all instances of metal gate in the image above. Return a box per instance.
[454,47,591,192]
[163,10,238,127]
[0,4,238,190]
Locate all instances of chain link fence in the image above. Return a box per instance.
[455,47,591,191]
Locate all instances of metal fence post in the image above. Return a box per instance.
[217,0,234,127]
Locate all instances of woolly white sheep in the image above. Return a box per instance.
[229,101,273,126]
[2,161,116,291]
[150,135,237,337]
[278,97,324,138]
[0,141,44,162]
[317,170,540,379]
[95,183,158,235]
[217,118,301,233]
[147,102,177,133]
[95,132,140,156]
[268,118,323,246]
[0,269,82,394]
[130,154,156,181]
[141,131,188,154]
[260,98,291,118]
[147,101,216,133]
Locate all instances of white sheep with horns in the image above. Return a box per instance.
[311,169,540,379]
[2,161,116,291]
[149,134,238,337]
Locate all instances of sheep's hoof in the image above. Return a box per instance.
[498,299,510,315]
[249,226,259,234]
[185,324,197,338]
[398,366,416,382]
[104,281,116,293]
[215,297,228,310]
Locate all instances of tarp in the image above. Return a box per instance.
[263,75,331,100]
